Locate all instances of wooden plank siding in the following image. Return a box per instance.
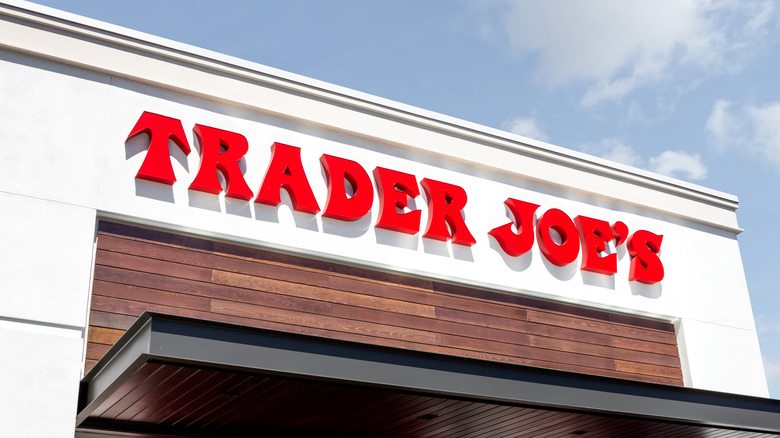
[85,221,684,385]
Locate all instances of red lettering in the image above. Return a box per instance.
[373,167,421,235]
[488,198,540,256]
[128,111,191,185]
[126,111,668,285]
[188,124,253,200]
[612,221,629,246]
[320,154,374,221]
[575,215,617,275]
[627,230,664,284]
[420,178,476,246]
[536,209,580,266]
[256,143,320,214]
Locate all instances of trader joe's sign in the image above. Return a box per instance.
[128,111,664,284]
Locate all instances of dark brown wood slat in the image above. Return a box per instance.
[95,264,677,373]
[93,265,227,301]
[115,365,195,422]
[99,223,673,335]
[336,277,680,363]
[526,308,678,345]
[101,233,333,293]
[211,275,537,347]
[96,228,676,340]
[438,334,682,379]
[290,386,404,430]
[101,364,179,420]
[196,376,288,429]
[89,362,165,418]
[184,374,273,429]
[127,366,204,422]
[226,380,318,431]
[615,359,685,379]
[329,274,529,321]
[371,397,464,436]
[432,281,675,332]
[90,294,212,319]
[499,409,573,438]
[95,249,212,282]
[99,267,443,337]
[214,252,672,348]
[234,381,336,431]
[97,234,215,268]
[426,405,516,438]
[215,255,676,360]
[331,275,678,358]
[396,401,489,438]
[609,333,680,355]
[88,310,137,330]
[140,369,225,425]
[527,413,605,438]
[169,373,255,428]
[210,298,438,345]
[507,411,591,438]
[213,240,434,290]
[99,221,215,252]
[527,334,681,367]
[435,306,679,356]
[341,394,434,435]
[468,407,551,438]
[211,251,332,289]
[98,226,677,348]
[212,272,678,371]
[87,327,124,345]
[86,343,111,360]
[87,222,684,387]
[437,333,618,372]
[89,295,448,354]
[251,383,343,430]
[570,417,648,438]
[92,280,212,312]
[212,269,435,317]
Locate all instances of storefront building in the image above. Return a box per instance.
[1,1,779,436]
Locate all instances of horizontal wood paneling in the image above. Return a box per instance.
[86,221,683,385]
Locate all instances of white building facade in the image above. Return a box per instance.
[0,2,776,437]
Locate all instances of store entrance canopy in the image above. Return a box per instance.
[76,313,780,437]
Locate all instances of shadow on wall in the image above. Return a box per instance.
[630,281,662,299]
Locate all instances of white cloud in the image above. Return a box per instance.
[747,103,780,166]
[756,314,780,337]
[648,150,707,180]
[705,100,739,150]
[482,0,773,106]
[505,117,548,141]
[706,100,780,168]
[581,138,642,167]
[581,138,707,181]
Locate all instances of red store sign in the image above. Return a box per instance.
[128,111,664,284]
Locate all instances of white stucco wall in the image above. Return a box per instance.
[0,1,769,437]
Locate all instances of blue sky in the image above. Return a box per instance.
[32,0,780,396]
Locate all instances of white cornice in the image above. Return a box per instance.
[0,0,742,232]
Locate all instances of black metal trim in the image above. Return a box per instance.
[77,312,780,434]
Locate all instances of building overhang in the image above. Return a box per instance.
[76,313,780,437]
